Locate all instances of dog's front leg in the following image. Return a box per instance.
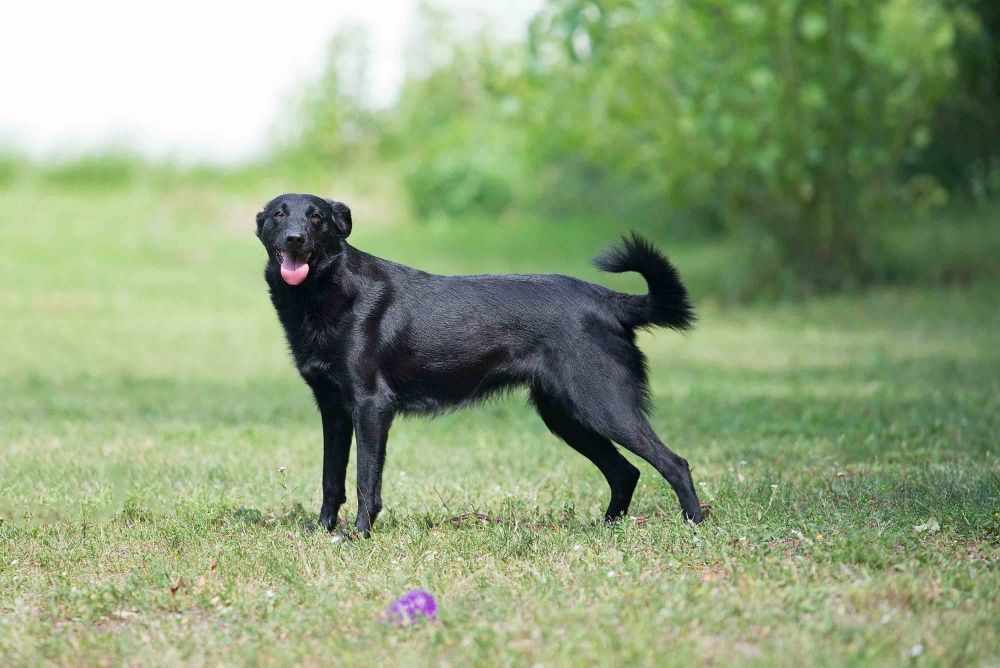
[317,402,353,532]
[352,401,394,538]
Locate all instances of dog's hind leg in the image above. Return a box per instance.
[601,414,704,524]
[352,400,394,537]
[532,388,640,522]
[556,358,704,524]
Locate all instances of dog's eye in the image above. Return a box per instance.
[273,210,285,220]
[308,213,321,223]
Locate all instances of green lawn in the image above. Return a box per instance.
[1,183,997,665]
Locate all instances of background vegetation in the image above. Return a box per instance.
[280,0,1000,298]
[3,0,998,299]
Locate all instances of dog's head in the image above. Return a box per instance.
[256,193,352,286]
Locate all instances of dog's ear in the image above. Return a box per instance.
[255,209,266,238]
[326,199,352,237]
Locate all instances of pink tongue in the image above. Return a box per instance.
[280,254,310,285]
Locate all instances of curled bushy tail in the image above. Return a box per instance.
[593,233,695,331]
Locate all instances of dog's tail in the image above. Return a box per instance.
[593,233,695,331]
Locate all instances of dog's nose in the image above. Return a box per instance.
[285,233,304,247]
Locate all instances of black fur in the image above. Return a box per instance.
[256,193,704,536]
[593,233,696,331]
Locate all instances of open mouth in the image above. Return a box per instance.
[278,250,312,286]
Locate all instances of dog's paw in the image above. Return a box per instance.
[317,511,340,533]
[683,503,712,525]
[350,523,374,540]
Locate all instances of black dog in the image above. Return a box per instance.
[256,193,704,536]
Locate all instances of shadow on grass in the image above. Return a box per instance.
[228,503,316,531]
[3,350,996,461]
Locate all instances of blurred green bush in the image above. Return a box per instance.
[285,0,997,296]
[42,153,141,189]
[2,0,995,301]
[516,0,965,291]
[915,0,1000,200]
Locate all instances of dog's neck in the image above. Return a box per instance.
[265,244,357,330]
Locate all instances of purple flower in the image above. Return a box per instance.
[382,589,438,625]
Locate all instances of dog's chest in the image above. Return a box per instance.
[279,301,354,383]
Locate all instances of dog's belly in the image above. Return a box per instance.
[381,337,528,411]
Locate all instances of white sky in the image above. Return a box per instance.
[0,0,541,163]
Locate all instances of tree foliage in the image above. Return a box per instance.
[292,0,995,294]
[519,0,960,288]
[287,27,376,164]
[918,0,1000,199]
[379,8,526,218]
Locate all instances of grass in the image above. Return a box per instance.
[0,181,998,666]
